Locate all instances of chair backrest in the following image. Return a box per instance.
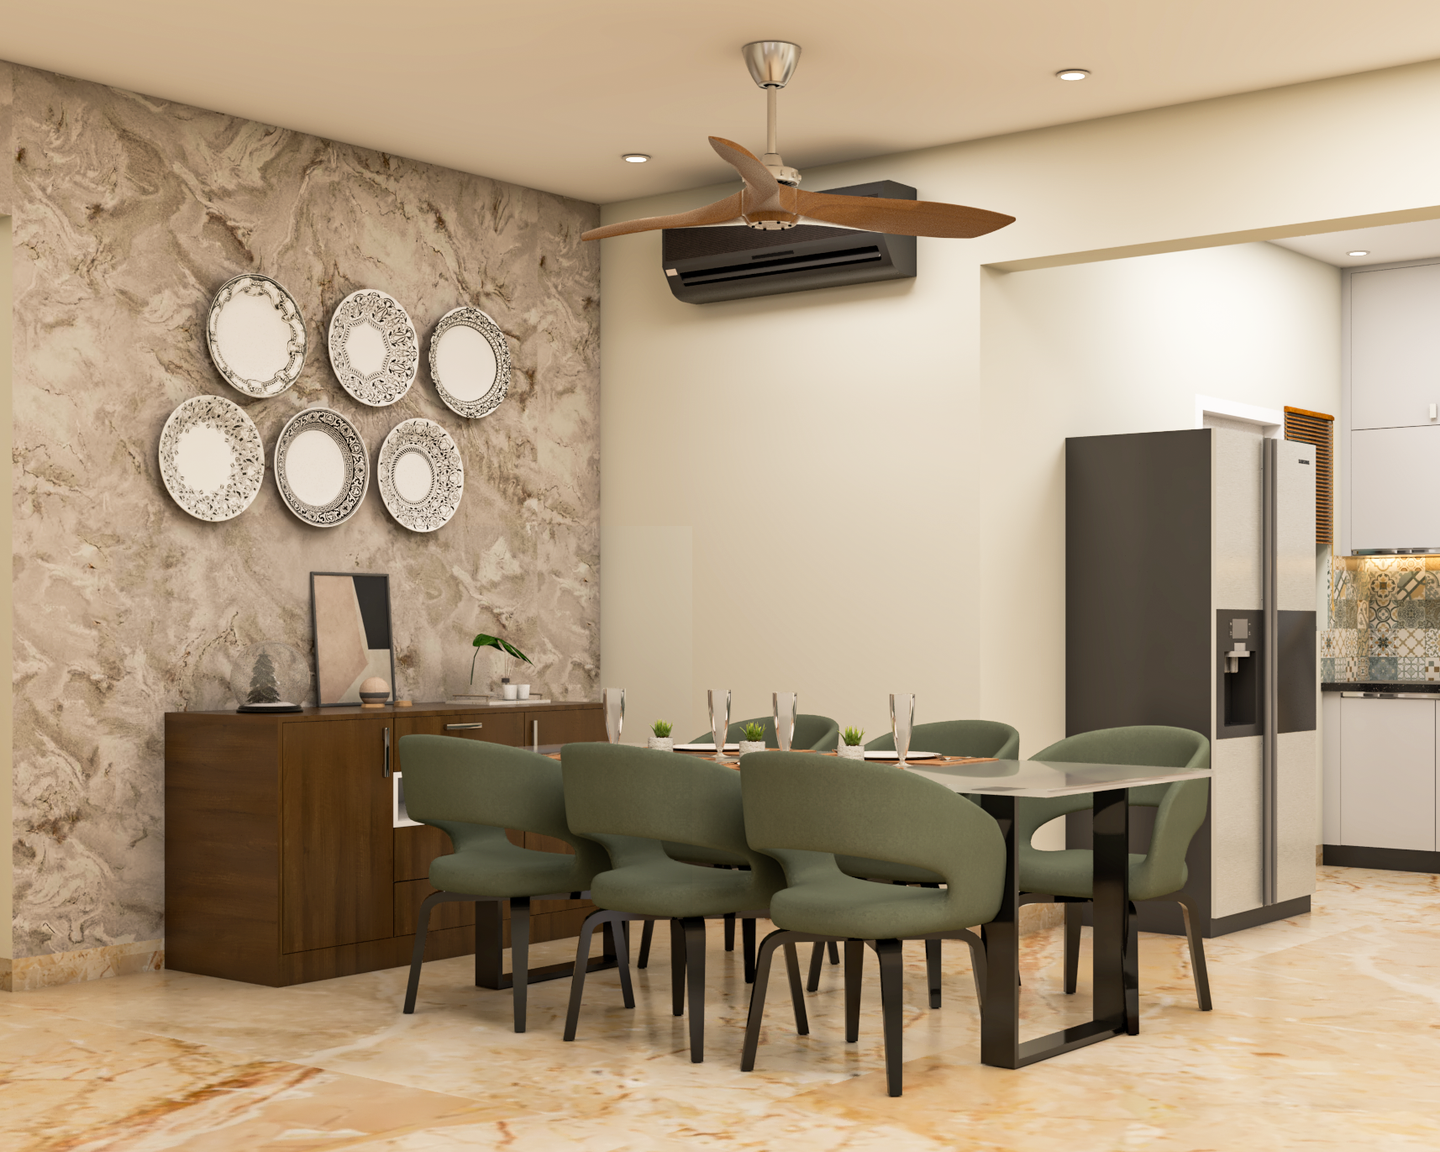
[689,713,840,751]
[561,742,784,883]
[740,751,1005,905]
[865,719,1019,759]
[398,735,610,872]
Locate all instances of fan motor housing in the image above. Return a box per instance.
[660,180,918,304]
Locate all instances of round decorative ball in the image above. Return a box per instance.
[359,676,391,707]
[230,642,308,712]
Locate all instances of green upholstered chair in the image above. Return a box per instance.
[560,742,803,1063]
[809,718,1021,997]
[688,713,840,752]
[739,751,1005,1096]
[398,735,619,1033]
[1019,725,1213,1011]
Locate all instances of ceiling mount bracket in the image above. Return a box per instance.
[742,41,801,89]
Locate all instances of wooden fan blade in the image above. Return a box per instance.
[793,189,1015,239]
[581,193,744,241]
[709,136,780,199]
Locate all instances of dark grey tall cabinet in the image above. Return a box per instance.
[1067,428,1318,937]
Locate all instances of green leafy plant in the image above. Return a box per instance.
[742,722,766,742]
[470,633,532,686]
[841,726,865,746]
[651,720,673,738]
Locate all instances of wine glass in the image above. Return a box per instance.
[773,692,797,752]
[890,693,915,768]
[708,688,732,762]
[602,687,625,744]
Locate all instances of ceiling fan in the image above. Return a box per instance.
[582,41,1016,243]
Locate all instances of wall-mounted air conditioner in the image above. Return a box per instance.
[660,180,917,305]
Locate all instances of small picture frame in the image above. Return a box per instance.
[310,572,396,706]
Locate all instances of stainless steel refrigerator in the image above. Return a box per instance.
[1066,428,1317,936]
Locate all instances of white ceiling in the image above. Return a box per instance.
[8,1,1440,204]
[1271,219,1440,267]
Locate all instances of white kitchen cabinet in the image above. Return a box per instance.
[1349,262,1440,431]
[1337,696,1436,852]
[1350,425,1440,551]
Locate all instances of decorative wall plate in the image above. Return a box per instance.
[428,307,511,419]
[327,289,419,406]
[158,395,265,521]
[206,274,307,398]
[274,407,370,528]
[377,419,464,532]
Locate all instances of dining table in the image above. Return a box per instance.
[557,743,1209,1070]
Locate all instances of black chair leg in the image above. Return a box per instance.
[683,917,707,1062]
[875,938,905,1097]
[741,928,796,1071]
[827,940,840,965]
[563,907,609,1041]
[781,941,809,1035]
[670,918,686,1017]
[1175,895,1213,1011]
[959,928,987,1011]
[637,918,655,969]
[1064,901,1082,994]
[742,916,757,983]
[403,889,454,1014]
[724,912,736,951]
[605,916,635,1009]
[510,896,530,1033]
[806,941,825,992]
[844,938,864,1042]
[925,938,942,1009]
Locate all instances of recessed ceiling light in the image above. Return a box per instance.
[621,153,651,164]
[1348,250,1370,257]
[1056,69,1090,81]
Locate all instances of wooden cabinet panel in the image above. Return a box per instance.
[282,717,395,953]
[395,878,478,936]
[1339,697,1436,851]
[525,707,606,747]
[393,712,525,772]
[395,824,454,881]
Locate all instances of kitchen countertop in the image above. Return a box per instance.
[1322,681,1440,694]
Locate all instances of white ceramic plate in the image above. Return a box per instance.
[274,407,369,527]
[328,289,419,406]
[206,274,307,398]
[158,395,265,521]
[429,306,511,419]
[377,418,464,532]
[864,750,941,760]
[674,742,740,752]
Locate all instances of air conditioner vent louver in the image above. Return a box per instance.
[660,180,917,304]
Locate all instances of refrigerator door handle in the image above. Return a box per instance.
[1261,439,1278,907]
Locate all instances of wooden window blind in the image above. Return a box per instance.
[1284,406,1334,547]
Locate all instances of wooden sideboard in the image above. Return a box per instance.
[165,700,606,986]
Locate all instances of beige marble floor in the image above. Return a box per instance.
[3,866,1438,1150]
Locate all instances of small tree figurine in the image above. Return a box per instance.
[471,633,532,698]
[247,652,281,704]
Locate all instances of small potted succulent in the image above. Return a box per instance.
[837,726,866,760]
[648,720,675,753]
[738,722,768,757]
[471,633,532,701]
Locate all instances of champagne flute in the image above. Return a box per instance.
[773,692,797,752]
[890,693,915,768]
[602,687,625,744]
[708,688,732,762]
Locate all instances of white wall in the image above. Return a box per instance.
[1,214,12,961]
[599,60,1436,745]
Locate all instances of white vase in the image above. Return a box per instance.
[501,682,518,701]
[837,743,865,760]
[738,740,766,756]
[648,736,674,752]
[516,684,531,700]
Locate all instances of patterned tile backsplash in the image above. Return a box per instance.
[1322,556,1440,682]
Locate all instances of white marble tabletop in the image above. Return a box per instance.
[906,758,1210,799]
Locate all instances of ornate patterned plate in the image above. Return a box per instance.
[274,407,369,528]
[327,289,419,407]
[428,307,511,419]
[158,395,265,522]
[377,419,464,532]
[206,274,307,397]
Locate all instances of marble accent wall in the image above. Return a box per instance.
[3,62,600,961]
[1322,555,1440,682]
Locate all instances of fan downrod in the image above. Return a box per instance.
[741,41,802,192]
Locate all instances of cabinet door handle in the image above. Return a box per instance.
[383,727,391,778]
[445,722,484,731]
[533,720,539,752]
